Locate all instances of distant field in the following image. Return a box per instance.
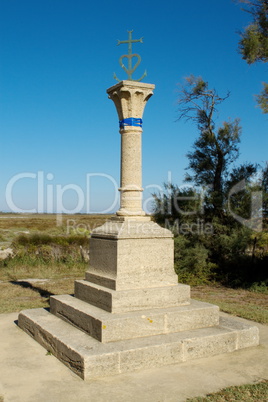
[0,213,113,313]
[0,213,112,282]
[0,213,112,247]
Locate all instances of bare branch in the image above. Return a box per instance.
[176,76,230,130]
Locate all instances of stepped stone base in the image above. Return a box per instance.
[17,218,259,380]
[18,308,259,380]
[74,280,190,313]
[50,295,219,342]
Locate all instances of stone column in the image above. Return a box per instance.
[83,79,178,301]
[107,80,155,217]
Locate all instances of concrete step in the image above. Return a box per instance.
[50,295,219,343]
[18,308,259,381]
[74,280,190,313]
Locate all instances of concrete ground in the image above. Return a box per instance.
[0,312,267,402]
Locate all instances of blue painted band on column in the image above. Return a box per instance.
[119,118,143,128]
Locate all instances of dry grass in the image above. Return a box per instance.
[0,213,111,231]
[191,285,268,324]
[0,212,110,281]
[187,379,268,401]
[0,213,104,313]
[0,260,87,282]
[0,213,112,247]
[0,277,82,314]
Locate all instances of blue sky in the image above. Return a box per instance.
[0,0,267,214]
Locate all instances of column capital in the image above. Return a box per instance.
[107,80,155,121]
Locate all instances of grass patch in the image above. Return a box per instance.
[0,213,111,248]
[187,379,268,401]
[191,285,268,324]
[0,213,112,281]
[0,260,87,281]
[0,277,81,314]
[14,233,89,246]
[0,213,111,232]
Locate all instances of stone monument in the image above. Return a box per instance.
[18,31,259,380]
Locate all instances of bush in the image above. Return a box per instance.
[167,217,268,288]
[6,233,90,265]
[174,235,217,285]
[14,233,88,247]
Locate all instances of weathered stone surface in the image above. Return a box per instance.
[88,222,176,291]
[50,295,219,343]
[18,308,86,378]
[183,329,237,361]
[74,280,190,313]
[219,315,259,349]
[18,308,259,381]
[107,80,155,122]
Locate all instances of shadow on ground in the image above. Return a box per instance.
[10,281,54,298]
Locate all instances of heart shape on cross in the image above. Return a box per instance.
[119,53,141,77]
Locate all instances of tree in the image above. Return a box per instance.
[152,75,267,288]
[152,183,201,226]
[237,0,268,113]
[256,82,268,113]
[262,161,268,216]
[238,0,268,63]
[178,76,241,215]
[226,162,259,221]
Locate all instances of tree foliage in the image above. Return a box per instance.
[256,82,268,112]
[237,0,268,113]
[152,183,201,225]
[238,0,268,63]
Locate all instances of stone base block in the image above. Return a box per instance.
[18,308,259,381]
[88,220,178,291]
[74,280,190,313]
[50,295,219,343]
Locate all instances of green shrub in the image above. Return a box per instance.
[6,233,90,266]
[174,235,217,285]
[14,233,88,247]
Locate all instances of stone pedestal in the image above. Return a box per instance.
[75,219,190,314]
[18,81,259,380]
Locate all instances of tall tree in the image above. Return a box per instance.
[178,76,241,214]
[237,0,268,113]
[151,76,266,287]
[262,162,268,217]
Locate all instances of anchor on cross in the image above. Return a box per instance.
[114,30,147,82]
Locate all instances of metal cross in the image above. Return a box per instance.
[114,30,147,82]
